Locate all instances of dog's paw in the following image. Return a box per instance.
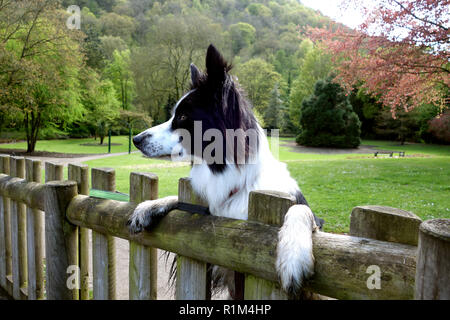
[276,205,316,293]
[127,196,178,233]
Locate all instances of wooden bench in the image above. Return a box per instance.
[374,151,405,157]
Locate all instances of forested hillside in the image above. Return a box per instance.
[64,0,335,126]
[1,0,446,152]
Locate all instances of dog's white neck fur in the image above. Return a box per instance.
[190,124,300,220]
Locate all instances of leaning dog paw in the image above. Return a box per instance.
[276,204,316,293]
[127,196,178,233]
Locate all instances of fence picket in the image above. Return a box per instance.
[25,159,44,300]
[175,178,211,300]
[10,157,27,299]
[68,164,90,300]
[129,172,158,300]
[91,168,116,300]
[44,181,78,300]
[0,155,12,295]
[244,191,293,300]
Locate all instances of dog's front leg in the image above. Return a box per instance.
[127,196,178,233]
[276,204,318,294]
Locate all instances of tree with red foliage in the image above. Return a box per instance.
[309,0,449,115]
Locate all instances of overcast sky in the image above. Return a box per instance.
[300,0,365,29]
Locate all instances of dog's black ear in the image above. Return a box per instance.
[190,63,202,87]
[205,44,230,85]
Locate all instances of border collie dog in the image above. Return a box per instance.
[128,44,323,296]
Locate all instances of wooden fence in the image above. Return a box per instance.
[0,154,448,300]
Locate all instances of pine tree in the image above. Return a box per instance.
[296,77,361,148]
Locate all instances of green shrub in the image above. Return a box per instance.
[296,77,361,148]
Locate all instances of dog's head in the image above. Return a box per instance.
[133,44,259,172]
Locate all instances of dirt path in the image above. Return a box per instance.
[280,140,387,154]
[7,151,140,166]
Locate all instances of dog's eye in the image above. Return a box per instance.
[179,115,187,121]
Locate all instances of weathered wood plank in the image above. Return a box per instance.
[175,178,210,300]
[129,172,158,300]
[350,205,422,246]
[66,195,417,300]
[92,230,108,300]
[244,190,293,300]
[68,164,90,300]
[25,159,44,300]
[0,175,45,211]
[0,156,11,293]
[44,181,78,300]
[91,168,116,300]
[45,162,63,182]
[10,157,26,300]
[0,193,5,290]
[176,256,209,300]
[415,219,450,299]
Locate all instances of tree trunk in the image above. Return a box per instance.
[25,110,41,153]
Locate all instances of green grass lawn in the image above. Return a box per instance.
[82,139,450,234]
[0,136,137,154]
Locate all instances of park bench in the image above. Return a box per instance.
[374,151,405,157]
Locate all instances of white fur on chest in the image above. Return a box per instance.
[189,133,300,220]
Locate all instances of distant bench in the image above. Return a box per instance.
[374,151,405,157]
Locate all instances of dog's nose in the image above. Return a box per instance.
[133,133,151,147]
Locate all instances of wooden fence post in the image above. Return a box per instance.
[349,205,421,299]
[25,159,44,300]
[10,156,27,299]
[244,191,294,300]
[129,172,158,300]
[350,205,422,246]
[175,178,211,300]
[68,164,90,300]
[45,180,78,300]
[0,155,11,293]
[91,168,116,300]
[45,162,64,182]
[415,219,450,299]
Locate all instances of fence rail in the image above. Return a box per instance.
[0,154,449,300]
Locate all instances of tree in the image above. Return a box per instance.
[79,69,120,144]
[297,77,361,148]
[236,58,282,116]
[229,22,256,55]
[264,84,282,129]
[309,0,449,114]
[289,43,332,129]
[105,49,136,111]
[0,0,85,152]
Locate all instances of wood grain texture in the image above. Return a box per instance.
[91,168,116,300]
[415,219,450,300]
[65,194,417,300]
[45,162,63,183]
[129,172,158,300]
[10,157,26,300]
[25,159,44,300]
[175,178,210,300]
[44,181,78,300]
[350,205,422,246]
[244,190,293,300]
[68,164,90,300]
[0,156,11,290]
